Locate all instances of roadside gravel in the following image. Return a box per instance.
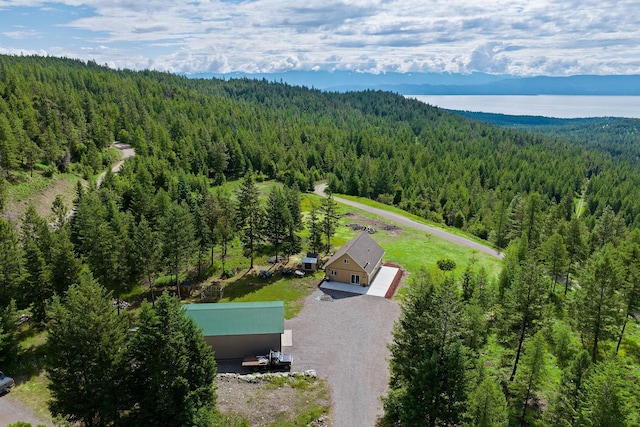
[285,288,401,427]
[0,393,53,427]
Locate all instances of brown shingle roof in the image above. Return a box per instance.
[326,232,385,275]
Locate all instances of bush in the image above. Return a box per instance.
[437,257,457,272]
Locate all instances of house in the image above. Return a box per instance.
[301,252,319,272]
[184,301,284,360]
[324,232,385,286]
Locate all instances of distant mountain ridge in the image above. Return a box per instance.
[186,71,640,95]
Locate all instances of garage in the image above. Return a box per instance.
[184,301,284,360]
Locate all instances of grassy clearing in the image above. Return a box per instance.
[336,193,499,247]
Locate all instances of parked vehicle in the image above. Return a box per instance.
[242,350,293,371]
[0,371,15,394]
[258,269,273,279]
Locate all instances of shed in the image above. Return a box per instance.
[301,252,319,271]
[324,232,385,286]
[184,301,284,360]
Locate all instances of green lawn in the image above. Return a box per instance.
[218,271,324,319]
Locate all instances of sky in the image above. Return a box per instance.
[1,0,639,76]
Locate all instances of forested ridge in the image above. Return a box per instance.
[2,54,640,240]
[2,54,640,426]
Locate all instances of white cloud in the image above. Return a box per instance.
[0,0,639,75]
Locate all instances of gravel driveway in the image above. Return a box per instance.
[285,288,400,427]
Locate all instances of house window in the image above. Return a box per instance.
[331,270,337,276]
[351,274,360,285]
[343,259,350,264]
[305,263,312,270]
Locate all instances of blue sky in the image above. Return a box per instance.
[1,0,639,75]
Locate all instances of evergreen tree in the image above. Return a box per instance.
[307,202,323,254]
[500,259,547,381]
[465,376,508,427]
[615,229,640,354]
[124,293,217,426]
[577,360,629,427]
[160,201,196,298]
[133,216,161,304]
[0,218,21,306]
[49,227,83,298]
[51,194,69,230]
[320,192,340,253]
[540,233,569,289]
[235,171,263,269]
[385,272,468,426]
[513,331,547,425]
[589,205,626,252]
[564,216,586,295]
[0,299,19,367]
[21,238,51,324]
[572,246,624,363]
[264,187,291,261]
[213,188,235,276]
[46,274,127,426]
[544,350,591,427]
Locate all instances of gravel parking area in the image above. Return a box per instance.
[285,288,401,427]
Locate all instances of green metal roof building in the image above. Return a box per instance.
[184,301,284,360]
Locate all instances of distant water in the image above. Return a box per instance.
[408,95,640,119]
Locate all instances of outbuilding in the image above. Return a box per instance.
[301,252,319,272]
[324,232,385,286]
[184,301,284,360]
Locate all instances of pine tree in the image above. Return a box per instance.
[540,233,569,291]
[564,216,586,295]
[160,201,196,298]
[615,230,640,354]
[544,350,591,427]
[465,376,508,427]
[0,299,19,367]
[49,227,83,297]
[513,331,547,425]
[385,272,468,426]
[307,202,323,254]
[124,293,217,426]
[577,360,628,427]
[133,216,161,304]
[21,238,51,324]
[572,247,624,363]
[320,192,340,253]
[213,188,235,276]
[46,275,127,426]
[264,187,291,261]
[0,218,21,306]
[500,259,547,381]
[235,171,263,269]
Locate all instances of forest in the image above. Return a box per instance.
[1,54,640,425]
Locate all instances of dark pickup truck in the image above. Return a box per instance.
[0,371,15,394]
[242,350,293,371]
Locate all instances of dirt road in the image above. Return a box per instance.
[315,184,504,260]
[96,142,136,188]
[0,393,53,427]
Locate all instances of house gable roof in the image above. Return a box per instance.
[325,232,385,275]
[183,301,284,337]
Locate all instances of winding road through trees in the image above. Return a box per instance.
[314,184,504,260]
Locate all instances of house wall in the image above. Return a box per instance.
[325,254,370,285]
[205,333,282,360]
